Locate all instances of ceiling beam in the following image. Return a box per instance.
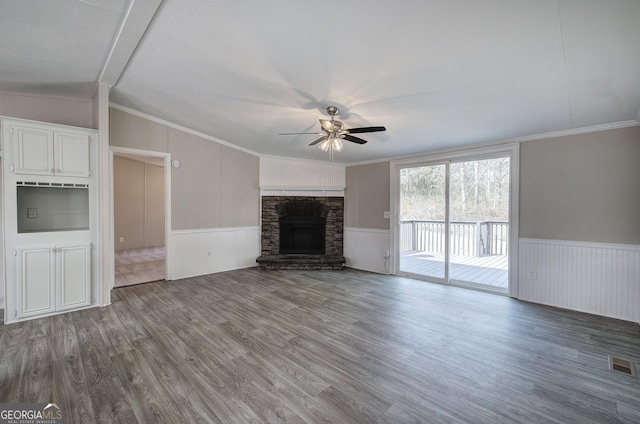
[99,0,164,87]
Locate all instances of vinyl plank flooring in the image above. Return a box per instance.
[52,356,95,423]
[0,341,27,401]
[74,313,137,423]
[17,336,53,403]
[1,268,639,423]
[133,337,222,423]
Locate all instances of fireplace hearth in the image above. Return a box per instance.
[257,196,345,270]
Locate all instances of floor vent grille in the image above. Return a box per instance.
[608,355,637,378]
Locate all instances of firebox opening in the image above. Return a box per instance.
[279,214,326,254]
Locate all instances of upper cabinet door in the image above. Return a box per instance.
[11,124,91,177]
[55,131,90,177]
[13,125,55,175]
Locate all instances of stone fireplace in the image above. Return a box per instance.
[256,196,345,270]
[279,214,326,254]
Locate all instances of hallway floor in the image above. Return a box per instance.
[114,246,165,287]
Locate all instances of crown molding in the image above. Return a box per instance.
[109,103,260,157]
[347,119,640,167]
[109,102,640,168]
[504,120,639,143]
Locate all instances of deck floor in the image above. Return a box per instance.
[400,250,508,291]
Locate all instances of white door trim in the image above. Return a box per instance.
[109,146,172,290]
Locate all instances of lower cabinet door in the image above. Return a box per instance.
[17,246,56,318]
[17,243,91,319]
[57,244,91,311]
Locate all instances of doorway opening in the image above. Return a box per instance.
[393,145,518,295]
[112,150,168,287]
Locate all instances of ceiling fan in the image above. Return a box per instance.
[279,106,386,159]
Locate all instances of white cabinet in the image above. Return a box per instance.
[3,117,98,325]
[12,124,90,177]
[16,246,55,318]
[17,243,91,319]
[57,244,92,311]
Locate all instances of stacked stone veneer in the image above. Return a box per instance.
[260,196,344,255]
[258,196,345,270]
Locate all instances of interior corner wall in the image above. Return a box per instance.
[0,91,94,129]
[344,162,392,274]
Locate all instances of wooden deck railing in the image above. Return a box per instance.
[400,220,508,257]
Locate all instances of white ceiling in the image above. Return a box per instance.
[2,0,640,163]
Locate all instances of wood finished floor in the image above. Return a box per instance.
[1,268,639,423]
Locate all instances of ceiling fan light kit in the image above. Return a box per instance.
[279,106,386,160]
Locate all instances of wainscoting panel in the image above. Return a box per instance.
[344,227,391,275]
[518,238,640,323]
[168,227,260,280]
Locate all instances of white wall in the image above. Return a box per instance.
[519,239,640,323]
[169,227,260,279]
[260,156,345,195]
[344,228,391,274]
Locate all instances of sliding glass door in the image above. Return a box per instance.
[395,150,514,294]
[399,163,448,283]
[448,157,510,292]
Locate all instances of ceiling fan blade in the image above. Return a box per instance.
[319,119,335,132]
[309,136,327,146]
[343,134,368,145]
[279,132,323,135]
[345,126,386,134]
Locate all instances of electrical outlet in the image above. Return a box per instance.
[350,247,356,255]
[529,271,537,280]
[383,249,390,258]
[119,237,124,243]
